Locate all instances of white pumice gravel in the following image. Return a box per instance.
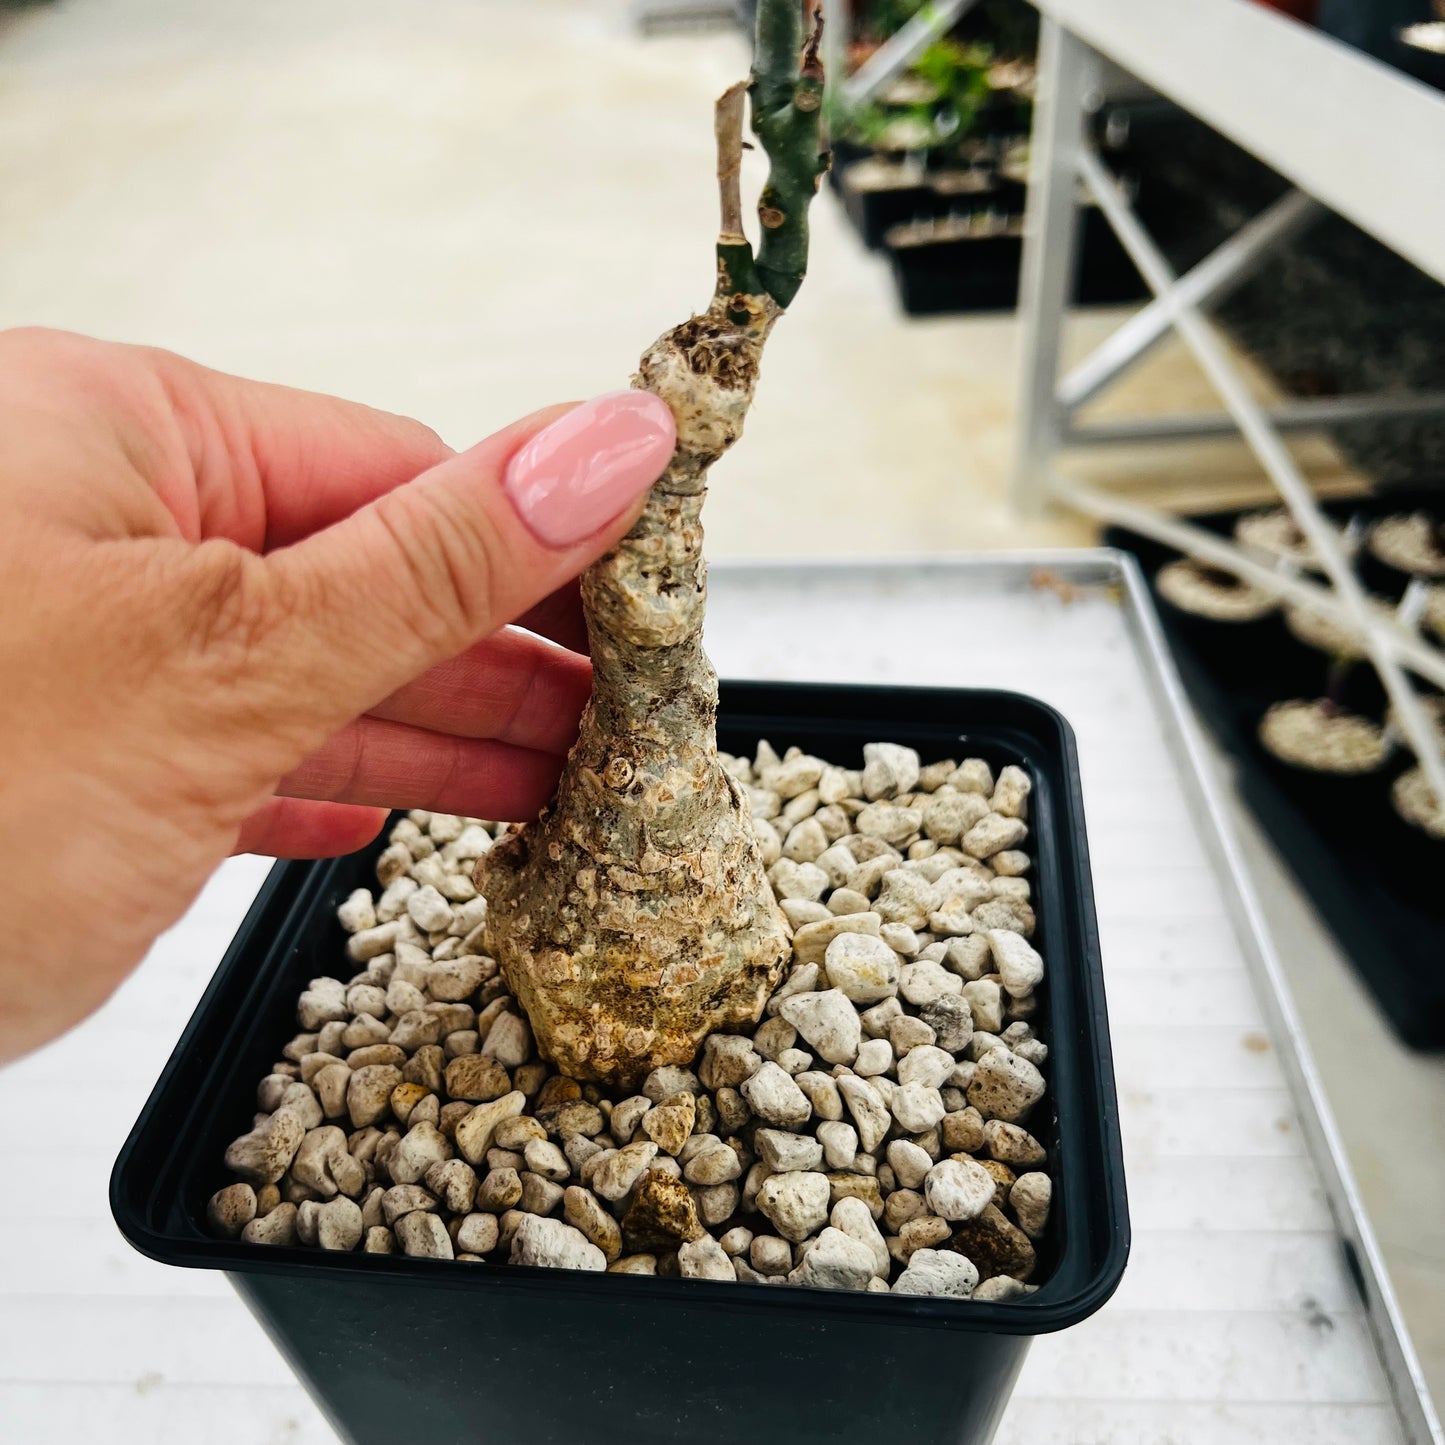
[215,751,1053,1298]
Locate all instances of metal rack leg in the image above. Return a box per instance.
[1076,145,1445,805]
[1012,18,1096,516]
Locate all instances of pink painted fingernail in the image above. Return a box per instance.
[503,391,676,547]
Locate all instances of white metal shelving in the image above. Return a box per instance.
[1007,0,1445,812]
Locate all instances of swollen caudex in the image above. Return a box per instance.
[476,17,826,1086]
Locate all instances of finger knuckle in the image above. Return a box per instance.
[376,486,505,655]
[182,538,286,668]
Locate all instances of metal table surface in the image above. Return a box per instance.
[0,553,1433,1445]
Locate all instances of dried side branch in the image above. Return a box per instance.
[715,81,749,242]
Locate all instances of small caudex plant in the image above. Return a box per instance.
[478,0,829,1086]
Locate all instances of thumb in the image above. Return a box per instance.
[263,390,674,728]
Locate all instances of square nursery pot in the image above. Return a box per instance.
[112,681,1129,1445]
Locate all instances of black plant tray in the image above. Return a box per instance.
[112,681,1127,1445]
[1105,510,1445,1050]
[887,206,1147,316]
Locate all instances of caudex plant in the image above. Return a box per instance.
[477,0,828,1087]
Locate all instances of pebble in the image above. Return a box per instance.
[757,1171,832,1242]
[678,1234,738,1281]
[944,935,991,980]
[942,1107,987,1155]
[789,1227,876,1291]
[778,990,861,1065]
[813,1119,858,1171]
[974,1275,1035,1301]
[830,1196,890,1278]
[862,742,921,800]
[891,1083,946,1134]
[242,1203,298,1246]
[892,1248,979,1298]
[859,997,904,1037]
[883,1187,926,1234]
[510,1214,606,1272]
[768,859,830,903]
[855,803,923,847]
[962,979,1003,1034]
[827,887,872,915]
[695,1182,740,1228]
[983,1120,1047,1168]
[924,1158,996,1221]
[752,1016,798,1061]
[207,1183,258,1239]
[609,1254,657,1276]
[985,931,1044,999]
[684,1141,743,1185]
[751,1235,793,1276]
[821,931,900,1003]
[898,1214,951,1256]
[794,1071,844,1121]
[837,1075,891,1154]
[991,766,1031,819]
[779,898,830,927]
[562,1186,623,1261]
[756,1128,825,1174]
[453,1092,527,1165]
[591,1141,660,1202]
[899,961,963,1007]
[224,1110,306,1187]
[640,1092,696,1156]
[880,923,923,957]
[886,1140,933,1191]
[698,1036,763,1092]
[395,1211,454,1259]
[523,1138,571,1183]
[875,870,938,930]
[1010,1172,1052,1240]
[961,813,1028,860]
[896,1044,957,1090]
[949,1204,1037,1280]
[973,897,1035,938]
[621,1170,704,1251]
[608,1094,653,1143]
[741,1060,813,1128]
[310,1199,364,1253]
[853,1038,893,1076]
[968,1048,1046,1124]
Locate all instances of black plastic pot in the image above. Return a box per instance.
[111,681,1128,1445]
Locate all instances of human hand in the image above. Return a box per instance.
[0,327,675,1062]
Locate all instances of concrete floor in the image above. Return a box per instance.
[0,0,1440,1422]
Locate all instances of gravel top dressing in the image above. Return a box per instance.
[210,739,1055,1299]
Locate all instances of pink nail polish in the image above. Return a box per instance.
[503,391,676,547]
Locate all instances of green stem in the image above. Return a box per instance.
[750,0,828,309]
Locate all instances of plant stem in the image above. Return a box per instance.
[751,0,828,308]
